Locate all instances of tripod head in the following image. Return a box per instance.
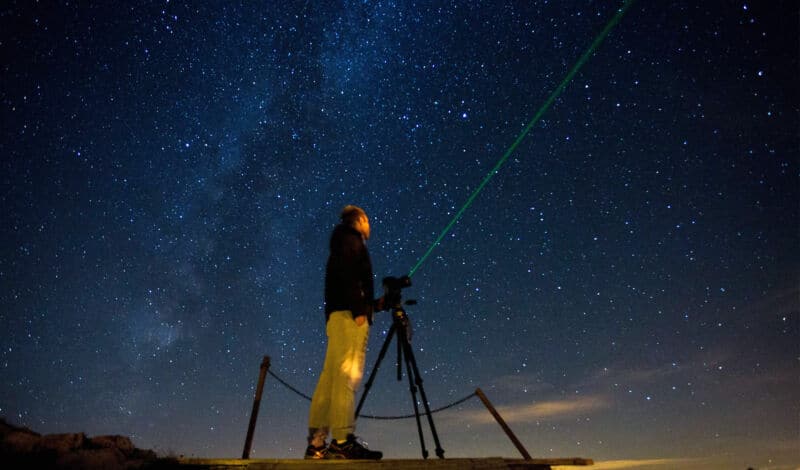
[382,275,412,309]
[382,275,415,342]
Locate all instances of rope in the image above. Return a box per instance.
[268,370,313,401]
[267,370,477,421]
[357,392,477,420]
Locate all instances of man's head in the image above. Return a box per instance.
[340,205,370,240]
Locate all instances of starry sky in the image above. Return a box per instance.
[1,1,798,469]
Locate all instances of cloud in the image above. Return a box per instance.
[484,373,556,395]
[559,458,705,469]
[741,284,799,318]
[458,395,609,425]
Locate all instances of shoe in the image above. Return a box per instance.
[304,443,329,459]
[327,434,383,460]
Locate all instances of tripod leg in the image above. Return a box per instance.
[401,339,429,459]
[400,334,445,459]
[355,324,396,418]
[396,332,402,381]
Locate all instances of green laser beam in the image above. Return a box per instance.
[408,0,636,278]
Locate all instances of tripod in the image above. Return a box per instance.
[356,277,445,459]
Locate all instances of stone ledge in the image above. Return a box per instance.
[174,457,593,470]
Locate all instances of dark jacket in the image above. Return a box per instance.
[324,223,375,324]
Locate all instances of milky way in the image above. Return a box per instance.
[1,1,797,468]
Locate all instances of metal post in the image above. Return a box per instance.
[242,356,271,459]
[475,387,532,460]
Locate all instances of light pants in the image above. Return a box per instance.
[308,310,369,446]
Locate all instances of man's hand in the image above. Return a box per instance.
[355,315,367,327]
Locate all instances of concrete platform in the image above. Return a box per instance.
[171,457,593,469]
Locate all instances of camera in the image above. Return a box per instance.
[382,275,411,308]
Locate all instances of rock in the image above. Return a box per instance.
[0,418,162,469]
[0,419,37,437]
[2,429,41,454]
[38,432,87,454]
[90,435,135,454]
[56,447,126,469]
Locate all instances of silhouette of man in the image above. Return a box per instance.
[305,205,383,460]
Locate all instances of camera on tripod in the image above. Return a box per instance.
[382,275,412,309]
[360,273,445,459]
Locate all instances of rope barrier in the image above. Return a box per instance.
[357,392,477,420]
[267,370,477,420]
[267,370,313,401]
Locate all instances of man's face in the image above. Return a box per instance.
[354,215,371,240]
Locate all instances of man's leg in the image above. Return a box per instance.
[307,314,347,447]
[326,311,369,442]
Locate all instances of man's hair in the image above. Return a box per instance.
[340,205,367,225]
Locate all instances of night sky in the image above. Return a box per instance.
[1,1,798,469]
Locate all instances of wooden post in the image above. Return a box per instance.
[475,387,532,460]
[242,356,271,459]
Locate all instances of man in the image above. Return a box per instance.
[305,205,383,460]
